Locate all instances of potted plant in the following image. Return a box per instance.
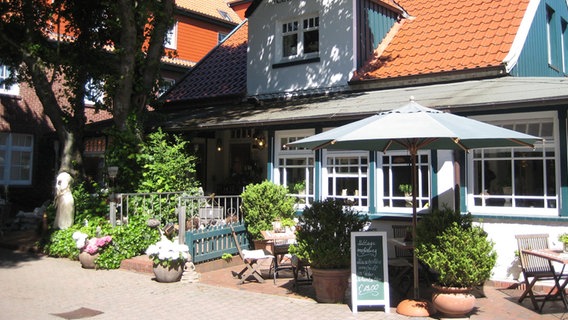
[241,180,296,250]
[399,184,412,207]
[72,231,113,269]
[289,198,369,303]
[415,213,497,317]
[558,233,568,252]
[145,238,190,283]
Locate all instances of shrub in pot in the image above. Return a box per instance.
[289,198,369,303]
[415,221,497,317]
[241,180,296,248]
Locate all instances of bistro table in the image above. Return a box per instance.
[260,230,296,271]
[521,249,568,312]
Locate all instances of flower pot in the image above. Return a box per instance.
[311,268,350,303]
[78,252,99,269]
[431,284,476,317]
[153,263,185,283]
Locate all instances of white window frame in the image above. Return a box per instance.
[377,151,431,214]
[0,65,19,96]
[0,133,33,185]
[165,21,178,50]
[322,150,368,210]
[276,14,320,63]
[274,129,315,208]
[467,112,558,217]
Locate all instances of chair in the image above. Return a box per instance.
[230,225,275,284]
[388,225,413,295]
[515,234,567,310]
[291,255,312,290]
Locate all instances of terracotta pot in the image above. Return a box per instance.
[153,263,184,283]
[431,284,476,317]
[311,268,350,303]
[78,252,99,269]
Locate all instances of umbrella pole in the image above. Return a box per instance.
[396,147,433,317]
[411,148,419,300]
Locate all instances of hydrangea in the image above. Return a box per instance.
[72,231,112,255]
[146,238,190,268]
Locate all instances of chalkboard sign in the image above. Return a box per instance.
[351,231,389,313]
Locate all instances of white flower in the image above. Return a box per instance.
[146,238,191,267]
[72,231,88,249]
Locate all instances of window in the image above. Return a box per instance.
[158,78,175,96]
[217,10,232,22]
[469,116,556,216]
[279,15,319,60]
[275,130,315,206]
[0,133,33,185]
[0,65,19,96]
[165,22,178,50]
[84,78,104,105]
[323,151,368,208]
[547,6,561,68]
[380,152,430,210]
[218,32,228,43]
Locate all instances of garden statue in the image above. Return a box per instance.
[53,172,74,229]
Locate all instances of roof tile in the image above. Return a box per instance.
[175,0,241,24]
[355,0,530,80]
[163,21,248,103]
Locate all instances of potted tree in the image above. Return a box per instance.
[289,198,369,303]
[415,208,497,317]
[241,180,296,250]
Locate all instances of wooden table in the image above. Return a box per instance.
[261,230,297,282]
[522,249,568,312]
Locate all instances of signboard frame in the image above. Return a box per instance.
[350,231,390,313]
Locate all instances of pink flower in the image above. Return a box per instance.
[81,236,112,254]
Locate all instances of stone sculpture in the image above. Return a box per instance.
[53,172,74,229]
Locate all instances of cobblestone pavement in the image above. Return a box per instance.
[1,247,568,320]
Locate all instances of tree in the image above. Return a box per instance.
[0,0,174,180]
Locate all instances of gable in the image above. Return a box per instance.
[510,0,568,76]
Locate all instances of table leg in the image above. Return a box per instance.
[539,262,568,312]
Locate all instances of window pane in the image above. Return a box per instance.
[304,29,319,54]
[283,34,298,57]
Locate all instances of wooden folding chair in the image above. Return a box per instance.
[388,225,413,294]
[230,225,274,284]
[515,234,565,310]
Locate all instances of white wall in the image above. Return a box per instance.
[247,0,356,96]
[481,220,567,282]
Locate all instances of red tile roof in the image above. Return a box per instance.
[354,0,530,80]
[176,0,241,24]
[162,20,248,103]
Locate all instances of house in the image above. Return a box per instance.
[159,0,568,282]
[0,0,242,217]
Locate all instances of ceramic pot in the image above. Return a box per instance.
[79,252,99,269]
[431,284,476,317]
[310,268,350,303]
[153,263,185,283]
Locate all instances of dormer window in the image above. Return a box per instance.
[278,15,319,63]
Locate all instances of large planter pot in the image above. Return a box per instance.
[311,267,350,303]
[78,252,99,269]
[431,284,476,317]
[153,263,185,283]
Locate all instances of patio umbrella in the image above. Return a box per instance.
[287,98,541,303]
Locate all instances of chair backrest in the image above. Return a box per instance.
[392,224,413,258]
[515,234,552,274]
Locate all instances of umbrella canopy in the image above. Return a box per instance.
[288,99,541,301]
[290,99,539,152]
